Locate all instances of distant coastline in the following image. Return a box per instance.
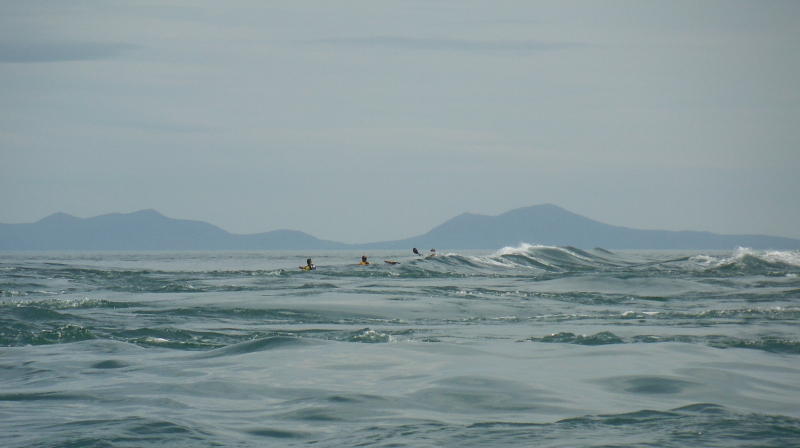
[1,205,798,251]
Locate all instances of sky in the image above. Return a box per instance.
[2,1,799,244]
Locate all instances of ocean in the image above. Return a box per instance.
[1,245,799,447]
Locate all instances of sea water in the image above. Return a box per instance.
[1,246,799,447]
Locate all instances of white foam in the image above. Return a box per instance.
[145,337,170,343]
[690,255,720,266]
[759,250,800,267]
[484,243,566,270]
[733,247,800,266]
[492,243,547,257]
[467,255,518,269]
[691,248,800,269]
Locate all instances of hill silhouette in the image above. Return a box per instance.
[0,209,348,250]
[359,204,799,250]
[1,205,797,250]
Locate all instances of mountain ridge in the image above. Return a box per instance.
[355,204,799,250]
[0,209,348,250]
[1,205,798,250]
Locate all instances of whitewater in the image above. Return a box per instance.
[1,246,799,447]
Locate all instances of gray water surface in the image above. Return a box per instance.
[2,247,799,447]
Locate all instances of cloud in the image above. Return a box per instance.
[0,41,134,63]
[303,36,581,55]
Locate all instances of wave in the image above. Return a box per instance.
[521,331,800,354]
[485,245,800,276]
[370,244,636,277]
[471,243,629,272]
[197,336,326,358]
[0,306,401,347]
[0,297,136,310]
[311,403,800,448]
[4,247,797,289]
[23,403,800,447]
[286,244,634,279]
[0,323,96,346]
[688,247,800,275]
[0,265,291,295]
[16,416,210,447]
[442,245,800,277]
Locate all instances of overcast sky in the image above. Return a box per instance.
[2,1,798,244]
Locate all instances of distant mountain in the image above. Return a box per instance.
[1,205,798,251]
[358,204,799,250]
[0,209,348,250]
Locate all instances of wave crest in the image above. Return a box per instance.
[690,248,800,275]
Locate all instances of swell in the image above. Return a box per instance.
[521,331,800,354]
[5,403,797,448]
[0,266,287,295]
[1,416,211,448]
[2,291,798,351]
[300,404,800,448]
[379,246,800,278]
[2,248,798,294]
[0,304,404,349]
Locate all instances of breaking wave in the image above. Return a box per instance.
[689,247,800,275]
[382,244,800,278]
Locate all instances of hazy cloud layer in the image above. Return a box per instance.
[0,41,134,63]
[304,36,581,54]
[1,1,798,243]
